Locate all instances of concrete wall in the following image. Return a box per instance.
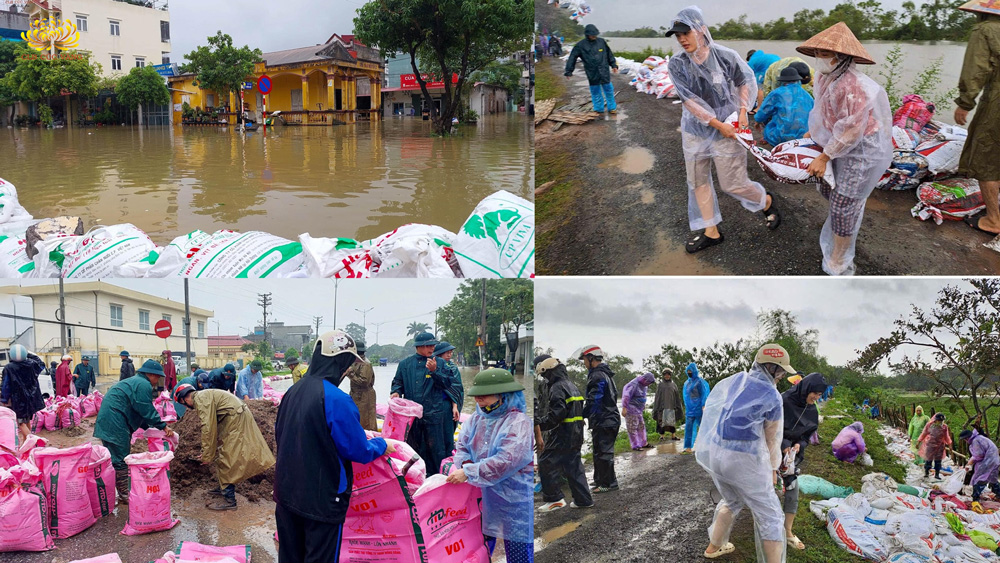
[62,0,171,75]
[470,84,509,117]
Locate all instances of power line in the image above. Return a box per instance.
[0,312,209,340]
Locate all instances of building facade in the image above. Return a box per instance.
[4,281,211,376]
[169,33,384,126]
[207,335,252,366]
[244,321,312,355]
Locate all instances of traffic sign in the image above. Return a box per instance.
[475,338,484,347]
[257,75,272,95]
[154,320,172,339]
[243,81,253,90]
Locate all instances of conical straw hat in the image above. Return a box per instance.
[796,22,875,65]
[958,0,1000,16]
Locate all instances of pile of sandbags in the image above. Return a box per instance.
[618,56,677,100]
[549,0,591,22]
[30,395,90,432]
[879,96,969,191]
[2,183,534,279]
[912,177,986,225]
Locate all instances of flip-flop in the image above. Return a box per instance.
[704,542,735,559]
[762,191,781,230]
[686,232,724,254]
[964,214,1000,235]
[787,535,805,550]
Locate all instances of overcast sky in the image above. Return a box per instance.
[572,0,912,32]
[535,277,964,374]
[0,279,462,346]
[168,0,369,63]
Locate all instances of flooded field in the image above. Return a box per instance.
[3,114,532,241]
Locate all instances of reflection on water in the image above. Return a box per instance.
[4,115,532,241]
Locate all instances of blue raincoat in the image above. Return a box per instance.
[754,82,814,147]
[235,365,263,400]
[453,391,533,544]
[748,50,780,85]
[683,363,710,417]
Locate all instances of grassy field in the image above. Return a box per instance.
[611,46,672,62]
[728,397,906,562]
[535,60,567,101]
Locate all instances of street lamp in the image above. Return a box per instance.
[355,307,374,341]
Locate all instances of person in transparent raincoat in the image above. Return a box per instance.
[665,6,781,254]
[695,344,797,561]
[622,372,656,450]
[448,368,534,563]
[797,23,893,275]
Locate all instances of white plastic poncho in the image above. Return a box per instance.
[808,58,893,275]
[695,363,786,562]
[666,6,767,231]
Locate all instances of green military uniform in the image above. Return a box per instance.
[73,361,96,395]
[94,372,166,470]
[957,14,1000,181]
[344,360,378,431]
[193,389,275,489]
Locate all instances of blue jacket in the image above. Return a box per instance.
[235,366,263,400]
[748,50,780,85]
[755,82,813,147]
[683,363,711,417]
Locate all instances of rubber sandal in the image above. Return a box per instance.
[686,232,724,254]
[964,214,1000,235]
[787,534,805,550]
[763,192,781,230]
[704,542,735,558]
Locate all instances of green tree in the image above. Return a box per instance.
[181,31,262,120]
[436,279,533,368]
[115,65,170,128]
[1,47,99,118]
[355,0,532,135]
[0,42,21,124]
[406,322,430,338]
[470,60,524,104]
[345,322,367,343]
[285,347,298,359]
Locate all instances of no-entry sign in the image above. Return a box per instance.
[258,75,272,95]
[154,320,172,339]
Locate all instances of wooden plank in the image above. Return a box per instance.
[534,99,557,125]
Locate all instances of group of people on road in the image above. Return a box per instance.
[535,31,564,61]
[560,2,1000,276]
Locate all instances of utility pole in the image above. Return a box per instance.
[58,278,67,354]
[312,316,323,339]
[479,279,487,371]
[373,321,386,345]
[355,307,374,340]
[333,280,339,330]
[257,293,272,348]
[184,279,192,370]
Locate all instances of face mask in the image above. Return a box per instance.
[480,397,504,413]
[814,56,839,74]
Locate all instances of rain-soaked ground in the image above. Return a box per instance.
[3,114,532,242]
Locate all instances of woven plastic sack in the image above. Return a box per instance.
[16,434,47,462]
[453,191,535,279]
[176,541,251,563]
[876,150,930,191]
[827,506,891,560]
[798,474,855,499]
[912,178,984,224]
[893,95,935,132]
[413,475,490,563]
[31,224,160,278]
[148,229,305,278]
[143,428,179,453]
[59,406,80,428]
[384,438,426,493]
[941,468,967,495]
[748,138,836,189]
[340,456,424,563]
[31,443,98,538]
[87,444,116,518]
[69,554,123,563]
[382,397,424,441]
[0,235,33,278]
[0,467,54,552]
[121,451,180,535]
[0,406,16,452]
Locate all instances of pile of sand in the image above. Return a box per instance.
[158,399,278,502]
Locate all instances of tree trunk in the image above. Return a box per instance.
[137,104,144,128]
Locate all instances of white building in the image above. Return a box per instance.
[469,83,509,118]
[26,0,171,75]
[3,281,211,376]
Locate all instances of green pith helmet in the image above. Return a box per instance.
[467,368,525,396]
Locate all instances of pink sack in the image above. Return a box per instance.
[340,457,425,563]
[0,451,19,471]
[176,541,251,563]
[81,395,99,418]
[154,393,178,423]
[0,406,17,453]
[144,428,179,453]
[31,443,98,538]
[382,397,424,441]
[385,438,426,492]
[893,94,935,132]
[413,475,489,563]
[69,555,123,563]
[87,444,116,518]
[31,411,44,434]
[43,409,58,431]
[60,407,80,428]
[121,451,179,535]
[0,467,55,552]
[92,390,104,412]
[17,434,48,462]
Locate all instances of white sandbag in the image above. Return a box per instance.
[0,235,34,277]
[887,553,934,563]
[843,493,873,518]
[810,498,841,521]
[149,230,304,278]
[298,234,372,278]
[366,224,459,278]
[885,512,935,538]
[861,453,873,466]
[865,508,890,525]
[0,178,34,226]
[935,544,996,563]
[748,139,837,189]
[916,138,964,176]
[861,472,898,496]
[827,507,891,561]
[453,191,534,279]
[941,468,966,495]
[30,224,160,278]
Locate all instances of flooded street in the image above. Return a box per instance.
[2,115,532,241]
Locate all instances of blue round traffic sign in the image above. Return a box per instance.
[258,75,272,95]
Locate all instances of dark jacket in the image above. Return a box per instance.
[274,362,386,524]
[565,36,618,86]
[73,362,95,390]
[93,373,165,447]
[119,358,135,381]
[535,366,585,451]
[390,353,453,416]
[585,363,620,430]
[0,354,45,420]
[781,373,828,469]
[209,368,236,393]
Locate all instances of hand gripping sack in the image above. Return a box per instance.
[0,467,55,552]
[827,507,890,560]
[454,191,535,279]
[143,428,179,453]
[0,406,16,452]
[31,443,98,538]
[121,451,180,535]
[340,456,426,563]
[912,178,985,224]
[87,444,116,518]
[748,138,836,189]
[385,438,426,492]
[382,397,424,441]
[175,541,251,563]
[414,475,490,563]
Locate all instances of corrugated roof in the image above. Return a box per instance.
[208,336,250,347]
[261,39,383,68]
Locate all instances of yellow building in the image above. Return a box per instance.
[169,34,384,126]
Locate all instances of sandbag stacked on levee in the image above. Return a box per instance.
[617,56,678,100]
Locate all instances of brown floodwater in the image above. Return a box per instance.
[2,115,532,242]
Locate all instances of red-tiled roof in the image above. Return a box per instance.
[208,336,250,347]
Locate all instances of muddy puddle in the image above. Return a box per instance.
[632,230,727,275]
[598,146,655,174]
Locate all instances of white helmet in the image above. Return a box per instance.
[10,344,27,362]
[314,330,361,360]
[573,345,605,360]
[62,354,73,361]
